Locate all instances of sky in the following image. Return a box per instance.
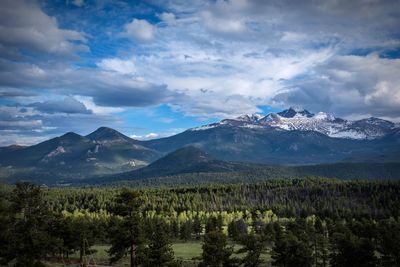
[0,0,400,145]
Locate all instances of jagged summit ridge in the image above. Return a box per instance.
[189,108,398,140]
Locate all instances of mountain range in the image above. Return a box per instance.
[190,107,399,140]
[1,108,399,184]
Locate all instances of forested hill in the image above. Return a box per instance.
[78,161,400,187]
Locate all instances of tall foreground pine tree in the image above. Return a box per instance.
[0,182,59,267]
[199,230,238,267]
[142,219,180,267]
[271,229,313,267]
[108,189,144,267]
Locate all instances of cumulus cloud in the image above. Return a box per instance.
[29,97,92,114]
[0,0,87,58]
[0,58,181,109]
[0,104,122,145]
[123,19,155,42]
[273,54,400,118]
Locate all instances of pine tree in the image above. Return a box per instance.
[330,232,377,267]
[199,230,238,267]
[3,182,59,267]
[192,215,203,239]
[314,217,329,267]
[271,231,313,267]
[0,191,12,265]
[237,233,264,267]
[180,220,192,241]
[378,219,400,266]
[170,219,180,239]
[143,220,180,267]
[205,216,222,233]
[108,189,143,267]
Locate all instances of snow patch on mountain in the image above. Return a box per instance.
[190,124,219,131]
[189,108,398,140]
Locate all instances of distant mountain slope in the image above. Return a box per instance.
[109,146,250,180]
[77,147,400,186]
[0,128,161,178]
[142,125,399,164]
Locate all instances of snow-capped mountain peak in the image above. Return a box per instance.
[277,107,314,118]
[189,108,399,140]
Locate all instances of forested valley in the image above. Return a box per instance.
[1,178,400,267]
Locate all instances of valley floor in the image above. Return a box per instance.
[44,241,272,267]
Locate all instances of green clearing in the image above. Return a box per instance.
[45,241,272,267]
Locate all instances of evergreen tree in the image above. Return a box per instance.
[192,215,203,239]
[0,192,12,265]
[108,189,143,267]
[199,231,238,267]
[271,231,313,267]
[205,216,222,233]
[330,232,377,267]
[3,183,59,267]
[180,220,192,241]
[232,219,247,240]
[314,217,329,267]
[378,220,400,266]
[170,220,180,239]
[237,233,264,267]
[143,220,180,267]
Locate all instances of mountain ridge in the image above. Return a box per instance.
[190,107,398,140]
[1,108,399,183]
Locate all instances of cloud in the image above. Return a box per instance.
[272,54,400,118]
[0,106,43,131]
[75,96,124,115]
[0,90,36,98]
[0,104,122,145]
[158,117,175,123]
[72,0,84,7]
[130,132,158,140]
[97,58,136,74]
[201,10,247,35]
[29,97,92,114]
[0,0,87,58]
[281,32,308,42]
[123,19,155,42]
[172,94,262,119]
[0,58,182,109]
[158,12,177,25]
[130,129,184,140]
